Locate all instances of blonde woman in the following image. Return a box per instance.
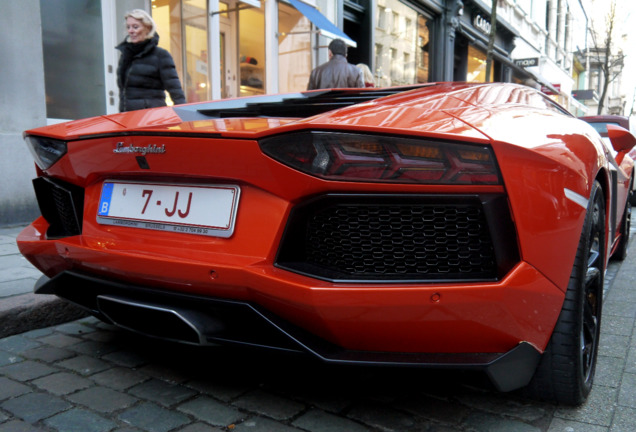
[356,63,375,88]
[116,9,185,112]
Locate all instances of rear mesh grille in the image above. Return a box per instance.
[33,177,84,238]
[276,195,518,282]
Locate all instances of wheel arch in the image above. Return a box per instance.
[593,166,612,265]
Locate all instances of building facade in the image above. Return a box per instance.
[495,0,590,114]
[0,0,604,225]
[32,0,575,121]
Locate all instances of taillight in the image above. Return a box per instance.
[260,132,501,184]
[24,135,68,169]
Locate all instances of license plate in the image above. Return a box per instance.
[97,181,240,237]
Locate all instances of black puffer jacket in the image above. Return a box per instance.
[116,34,186,112]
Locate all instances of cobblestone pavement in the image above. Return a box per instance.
[0,224,635,432]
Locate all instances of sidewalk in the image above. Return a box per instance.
[0,225,87,338]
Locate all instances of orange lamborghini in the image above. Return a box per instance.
[18,83,635,404]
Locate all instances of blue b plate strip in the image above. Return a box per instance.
[98,182,114,216]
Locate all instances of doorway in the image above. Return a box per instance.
[219,19,238,99]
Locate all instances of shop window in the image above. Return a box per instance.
[278,1,311,93]
[153,0,185,104]
[417,14,429,83]
[41,0,106,119]
[153,0,216,102]
[183,0,209,103]
[239,4,265,96]
[467,45,493,83]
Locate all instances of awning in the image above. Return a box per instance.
[287,0,357,48]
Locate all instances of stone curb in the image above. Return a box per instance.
[0,292,88,339]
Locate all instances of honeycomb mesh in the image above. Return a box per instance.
[50,184,81,235]
[34,177,83,238]
[301,203,496,280]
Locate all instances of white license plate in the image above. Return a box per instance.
[97,181,240,237]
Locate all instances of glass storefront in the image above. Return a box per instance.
[278,2,312,93]
[39,0,443,122]
[466,45,493,83]
[153,0,209,104]
[38,0,445,122]
[152,0,312,100]
[217,2,236,99]
[239,4,266,96]
[183,0,211,102]
[36,0,548,123]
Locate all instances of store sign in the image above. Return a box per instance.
[473,14,491,36]
[514,57,539,67]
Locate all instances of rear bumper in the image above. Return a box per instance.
[36,270,541,392]
[18,219,565,355]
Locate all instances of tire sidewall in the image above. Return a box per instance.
[567,180,605,401]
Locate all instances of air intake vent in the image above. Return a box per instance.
[33,177,84,238]
[276,194,518,283]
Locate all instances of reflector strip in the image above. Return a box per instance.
[564,188,588,209]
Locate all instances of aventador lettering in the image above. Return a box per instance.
[113,142,166,155]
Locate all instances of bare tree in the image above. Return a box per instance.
[590,0,626,114]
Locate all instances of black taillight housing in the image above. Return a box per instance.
[24,135,68,169]
[260,131,501,184]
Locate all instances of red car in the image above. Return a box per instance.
[580,114,636,204]
[18,83,635,405]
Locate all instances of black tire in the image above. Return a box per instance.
[524,180,605,405]
[613,195,631,261]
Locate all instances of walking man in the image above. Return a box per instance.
[307,39,364,90]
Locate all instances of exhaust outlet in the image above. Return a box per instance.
[96,295,224,345]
